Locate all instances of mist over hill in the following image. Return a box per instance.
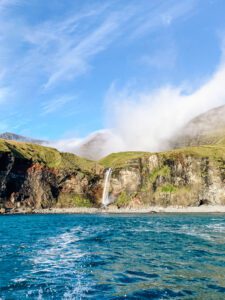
[2,104,225,160]
[51,104,225,159]
[170,105,225,148]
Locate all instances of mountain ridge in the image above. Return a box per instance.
[0,132,46,145]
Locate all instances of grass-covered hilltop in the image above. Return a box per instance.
[0,105,225,213]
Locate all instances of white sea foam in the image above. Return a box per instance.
[205,223,225,232]
[12,227,92,299]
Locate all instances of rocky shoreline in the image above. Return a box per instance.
[1,205,225,215]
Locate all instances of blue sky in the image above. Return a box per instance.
[0,0,225,140]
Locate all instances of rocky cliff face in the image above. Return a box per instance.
[0,131,225,213]
[0,140,103,212]
[101,148,225,208]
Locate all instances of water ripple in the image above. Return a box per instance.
[1,214,225,299]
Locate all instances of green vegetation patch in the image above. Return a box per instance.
[0,139,99,171]
[149,165,171,183]
[158,183,177,193]
[99,151,150,168]
[161,145,225,162]
[60,152,98,172]
[0,139,62,168]
[57,194,93,208]
[0,139,10,152]
[114,192,131,208]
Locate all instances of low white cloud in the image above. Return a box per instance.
[106,61,225,153]
[53,56,225,159]
[132,0,196,38]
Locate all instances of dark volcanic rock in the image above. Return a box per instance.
[0,139,103,212]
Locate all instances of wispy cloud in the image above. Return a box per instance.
[0,0,201,138]
[41,95,76,115]
[44,16,121,88]
[0,0,197,89]
[131,0,196,38]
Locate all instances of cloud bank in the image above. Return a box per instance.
[51,57,225,159]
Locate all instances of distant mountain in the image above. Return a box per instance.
[74,130,119,160]
[75,132,108,160]
[170,105,225,148]
[0,132,46,145]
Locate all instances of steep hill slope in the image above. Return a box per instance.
[0,139,103,212]
[171,105,225,148]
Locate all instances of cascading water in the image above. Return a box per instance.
[102,168,112,207]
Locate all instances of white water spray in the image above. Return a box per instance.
[102,168,112,207]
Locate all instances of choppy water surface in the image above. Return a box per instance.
[1,214,225,299]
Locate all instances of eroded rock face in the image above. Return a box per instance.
[107,153,225,208]
[110,169,141,195]
[0,147,224,212]
[0,152,103,211]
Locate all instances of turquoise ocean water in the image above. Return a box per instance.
[0,214,225,299]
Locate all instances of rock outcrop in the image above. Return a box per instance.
[0,140,103,212]
[100,148,225,208]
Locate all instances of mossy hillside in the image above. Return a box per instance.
[99,143,225,170]
[0,139,97,171]
[60,152,98,173]
[174,145,225,159]
[0,139,62,168]
[159,145,225,169]
[99,151,150,168]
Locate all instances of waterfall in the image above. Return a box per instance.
[102,168,112,207]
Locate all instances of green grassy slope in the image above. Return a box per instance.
[99,151,150,168]
[99,145,225,168]
[0,139,97,172]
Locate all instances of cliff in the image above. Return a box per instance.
[0,139,103,212]
[100,146,225,208]
[0,140,224,212]
[0,105,225,212]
